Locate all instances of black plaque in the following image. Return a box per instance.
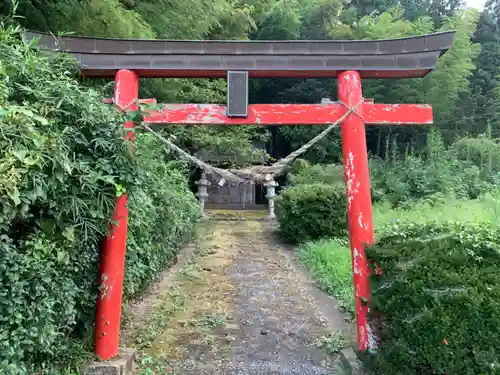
[227,71,248,118]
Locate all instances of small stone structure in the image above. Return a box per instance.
[194,171,279,220]
[264,178,278,220]
[193,143,266,210]
[205,174,256,208]
[195,172,210,218]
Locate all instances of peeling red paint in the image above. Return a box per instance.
[143,103,432,125]
[344,151,357,209]
[95,70,137,361]
[339,70,375,352]
[103,98,156,105]
[99,274,110,300]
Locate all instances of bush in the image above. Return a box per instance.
[370,154,496,206]
[452,134,500,176]
[287,159,344,187]
[276,183,347,243]
[369,156,457,206]
[124,134,199,296]
[0,26,133,373]
[364,221,500,375]
[0,25,198,373]
[450,163,489,199]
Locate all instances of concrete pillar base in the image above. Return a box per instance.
[83,348,136,375]
[340,347,366,375]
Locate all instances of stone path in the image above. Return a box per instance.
[124,217,352,375]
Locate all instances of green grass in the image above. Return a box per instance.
[298,239,355,315]
[298,194,500,317]
[374,193,500,232]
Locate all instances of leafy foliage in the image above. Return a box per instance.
[276,183,347,243]
[11,0,155,38]
[368,131,499,206]
[0,24,198,373]
[10,0,493,163]
[124,134,199,296]
[3,0,500,374]
[330,6,434,39]
[330,7,480,150]
[278,125,342,164]
[452,133,500,176]
[286,159,344,186]
[425,9,481,131]
[133,0,230,39]
[365,221,500,375]
[0,24,134,373]
[454,0,500,138]
[369,156,454,205]
[8,0,267,168]
[251,4,481,161]
[348,0,464,27]
[373,192,500,231]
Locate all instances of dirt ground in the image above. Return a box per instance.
[123,214,353,375]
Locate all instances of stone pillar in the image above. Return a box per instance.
[195,171,210,218]
[264,179,278,220]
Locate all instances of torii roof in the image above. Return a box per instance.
[24,31,455,79]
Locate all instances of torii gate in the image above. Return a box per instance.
[26,30,455,361]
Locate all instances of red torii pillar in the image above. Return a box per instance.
[338,71,374,349]
[95,70,139,360]
[95,69,432,358]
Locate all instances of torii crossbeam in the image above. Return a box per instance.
[141,102,432,125]
[25,30,455,361]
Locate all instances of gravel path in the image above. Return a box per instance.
[126,218,351,375]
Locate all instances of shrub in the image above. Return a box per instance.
[369,156,457,206]
[124,134,199,296]
[0,25,198,373]
[450,163,489,199]
[452,134,500,176]
[0,25,134,373]
[364,221,500,375]
[369,154,496,206]
[287,159,344,187]
[276,183,347,243]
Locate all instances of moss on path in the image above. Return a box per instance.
[124,218,352,375]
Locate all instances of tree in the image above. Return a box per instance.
[252,0,302,40]
[346,0,397,18]
[423,9,480,138]
[249,0,346,162]
[494,76,500,129]
[327,7,479,152]
[299,0,345,39]
[454,0,500,137]
[348,0,465,27]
